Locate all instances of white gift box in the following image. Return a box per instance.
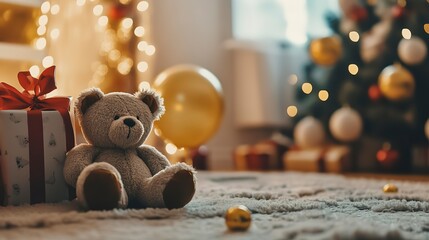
[0,110,75,205]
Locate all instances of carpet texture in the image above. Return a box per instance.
[1,171,429,240]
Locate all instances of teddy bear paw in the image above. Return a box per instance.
[83,168,122,210]
[163,170,195,209]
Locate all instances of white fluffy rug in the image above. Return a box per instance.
[1,171,429,240]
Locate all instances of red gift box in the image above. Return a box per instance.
[0,66,75,205]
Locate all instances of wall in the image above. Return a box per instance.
[149,0,274,170]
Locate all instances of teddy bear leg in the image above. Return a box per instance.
[138,163,196,209]
[77,162,128,210]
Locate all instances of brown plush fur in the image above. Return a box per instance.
[64,88,196,209]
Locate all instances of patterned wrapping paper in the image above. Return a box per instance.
[0,110,74,205]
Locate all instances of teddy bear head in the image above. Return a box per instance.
[75,88,164,149]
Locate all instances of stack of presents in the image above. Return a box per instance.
[234,132,429,173]
[0,66,75,206]
[234,132,351,173]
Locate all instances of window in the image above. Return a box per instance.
[232,0,340,44]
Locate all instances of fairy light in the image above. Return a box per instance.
[134,26,145,37]
[398,0,407,7]
[35,37,47,50]
[286,106,298,117]
[137,1,149,12]
[121,18,133,29]
[402,28,412,39]
[302,83,313,94]
[108,49,121,61]
[50,4,60,15]
[29,65,40,78]
[318,90,329,101]
[145,45,156,56]
[98,16,108,27]
[93,5,103,16]
[137,61,148,72]
[137,41,147,51]
[37,26,46,36]
[117,58,133,75]
[138,81,151,90]
[50,28,60,40]
[165,143,177,155]
[288,74,298,85]
[41,1,50,14]
[349,31,360,42]
[42,56,54,68]
[38,15,48,26]
[76,0,86,7]
[348,64,359,75]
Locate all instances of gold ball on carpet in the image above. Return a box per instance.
[225,205,252,231]
[378,64,415,101]
[383,183,398,193]
[309,36,342,66]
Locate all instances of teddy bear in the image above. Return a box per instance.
[64,88,196,210]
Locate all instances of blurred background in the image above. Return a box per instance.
[0,0,428,173]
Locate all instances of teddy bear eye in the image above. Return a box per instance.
[114,115,120,120]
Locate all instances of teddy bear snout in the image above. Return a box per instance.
[123,118,136,127]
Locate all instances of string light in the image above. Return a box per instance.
[348,64,359,75]
[121,18,133,29]
[302,83,313,94]
[50,28,60,40]
[138,81,151,90]
[42,56,54,68]
[137,1,149,12]
[117,58,133,75]
[318,90,329,101]
[37,26,46,36]
[137,41,147,51]
[38,15,48,26]
[98,16,108,27]
[402,28,412,39]
[349,31,360,42]
[29,65,40,78]
[76,0,86,7]
[35,37,47,50]
[423,24,429,34]
[286,106,298,117]
[50,4,60,15]
[288,74,298,85]
[41,1,50,14]
[93,5,103,16]
[137,61,148,72]
[165,143,177,155]
[134,26,145,37]
[145,45,156,56]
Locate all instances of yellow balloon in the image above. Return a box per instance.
[309,36,343,66]
[153,65,224,148]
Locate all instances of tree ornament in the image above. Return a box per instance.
[294,116,325,149]
[398,37,427,65]
[108,4,130,21]
[309,36,342,66]
[368,84,382,101]
[383,183,398,193]
[391,5,407,19]
[376,143,399,170]
[225,205,252,231]
[378,64,415,101]
[329,107,363,142]
[425,119,429,140]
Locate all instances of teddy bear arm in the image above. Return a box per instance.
[64,144,101,188]
[136,145,171,175]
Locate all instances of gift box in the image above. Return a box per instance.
[0,66,75,205]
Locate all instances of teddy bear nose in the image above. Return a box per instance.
[123,118,136,127]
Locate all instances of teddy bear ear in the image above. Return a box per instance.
[76,88,104,116]
[135,89,165,120]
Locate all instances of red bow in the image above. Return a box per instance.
[0,66,70,111]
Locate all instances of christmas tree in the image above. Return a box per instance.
[295,0,429,172]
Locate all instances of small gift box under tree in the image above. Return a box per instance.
[0,66,75,205]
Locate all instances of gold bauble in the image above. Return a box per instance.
[378,64,415,101]
[225,205,252,231]
[153,65,224,149]
[383,183,398,193]
[309,36,342,66]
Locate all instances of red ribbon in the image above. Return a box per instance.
[0,66,70,111]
